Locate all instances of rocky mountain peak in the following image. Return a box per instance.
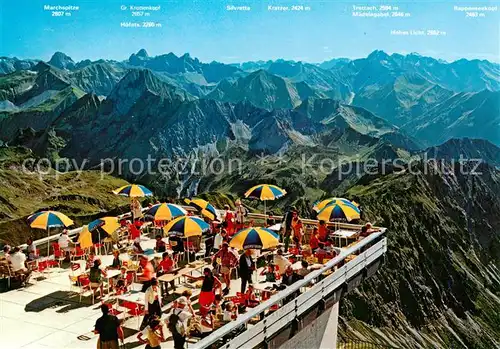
[48,51,75,70]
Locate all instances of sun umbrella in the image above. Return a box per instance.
[78,226,93,250]
[244,184,287,218]
[88,217,120,235]
[113,184,153,198]
[163,215,210,262]
[145,203,187,222]
[185,198,217,220]
[230,227,280,250]
[313,198,359,212]
[27,210,74,255]
[163,216,209,238]
[316,202,361,222]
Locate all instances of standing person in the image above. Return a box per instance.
[26,237,38,261]
[137,317,165,349]
[143,278,162,327]
[212,243,238,294]
[223,204,235,235]
[186,268,222,315]
[130,198,143,221]
[213,226,223,254]
[166,297,192,349]
[204,229,215,258]
[291,212,303,251]
[234,200,247,232]
[239,249,255,294]
[94,304,123,349]
[282,206,296,252]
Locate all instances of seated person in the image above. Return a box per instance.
[223,301,238,321]
[282,265,301,286]
[110,250,121,269]
[155,235,166,253]
[156,252,176,295]
[297,260,311,278]
[116,266,129,284]
[8,247,29,274]
[137,256,155,292]
[309,228,324,253]
[245,284,259,308]
[132,237,144,254]
[359,222,380,238]
[273,249,292,276]
[260,263,280,282]
[86,251,96,270]
[114,279,128,295]
[89,259,106,299]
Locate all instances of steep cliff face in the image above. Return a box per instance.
[340,162,500,348]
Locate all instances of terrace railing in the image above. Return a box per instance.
[189,229,387,349]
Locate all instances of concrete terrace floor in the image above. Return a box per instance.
[0,244,248,349]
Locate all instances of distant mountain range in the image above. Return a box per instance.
[1,49,498,151]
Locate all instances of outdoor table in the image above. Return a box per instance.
[104,269,121,294]
[116,291,146,326]
[332,229,358,247]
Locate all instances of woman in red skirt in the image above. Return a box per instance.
[187,268,222,315]
[224,204,235,236]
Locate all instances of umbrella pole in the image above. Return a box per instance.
[47,227,50,257]
[264,200,266,225]
[186,236,190,264]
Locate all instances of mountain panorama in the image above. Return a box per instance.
[1,49,500,348]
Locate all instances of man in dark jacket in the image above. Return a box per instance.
[239,249,255,293]
[282,206,297,251]
[94,304,122,349]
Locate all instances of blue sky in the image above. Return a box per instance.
[1,0,499,63]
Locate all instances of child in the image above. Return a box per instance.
[86,251,96,270]
[137,317,165,349]
[223,301,238,321]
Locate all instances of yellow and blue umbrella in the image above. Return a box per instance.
[113,184,153,198]
[313,198,359,212]
[185,198,217,220]
[27,211,74,255]
[244,184,287,201]
[230,227,279,250]
[78,225,93,250]
[244,184,287,218]
[316,202,360,222]
[163,215,210,238]
[88,217,119,234]
[27,210,74,230]
[145,203,187,221]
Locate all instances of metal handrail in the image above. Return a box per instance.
[190,229,387,349]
